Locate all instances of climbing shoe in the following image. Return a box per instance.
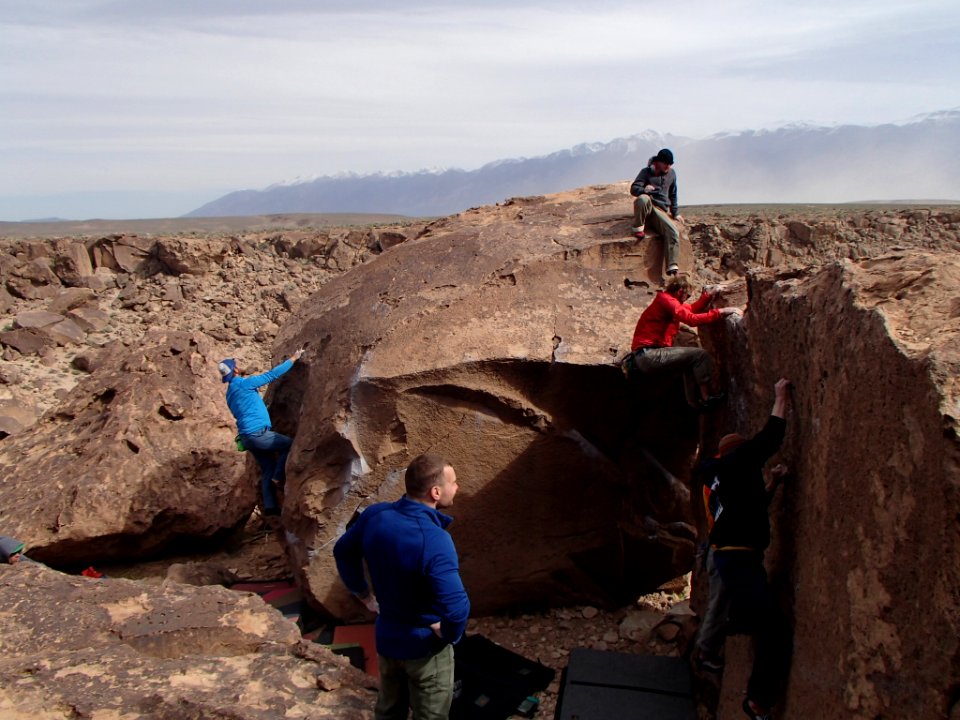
[666,263,679,276]
[742,698,772,720]
[699,394,726,412]
[694,651,724,673]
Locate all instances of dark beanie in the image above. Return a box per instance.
[655,148,674,165]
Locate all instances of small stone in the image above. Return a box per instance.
[316,674,341,692]
[602,631,619,644]
[591,641,608,651]
[655,623,681,642]
[581,606,599,619]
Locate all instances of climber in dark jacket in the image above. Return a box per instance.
[695,378,793,720]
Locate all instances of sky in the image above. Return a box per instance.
[1,0,959,219]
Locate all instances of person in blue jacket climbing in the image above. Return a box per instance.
[219,348,304,516]
[334,453,471,720]
[0,536,29,564]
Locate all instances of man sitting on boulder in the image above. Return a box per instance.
[625,274,740,410]
[334,453,470,720]
[630,148,683,276]
[219,349,304,517]
[694,378,794,720]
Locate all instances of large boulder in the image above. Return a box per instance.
[270,186,703,618]
[0,330,255,564]
[700,252,960,719]
[0,563,375,719]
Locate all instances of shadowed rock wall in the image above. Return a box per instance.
[701,252,960,719]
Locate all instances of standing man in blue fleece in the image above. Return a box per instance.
[630,148,683,276]
[219,348,304,516]
[334,453,471,720]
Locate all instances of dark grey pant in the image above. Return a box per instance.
[634,346,713,405]
[696,547,729,657]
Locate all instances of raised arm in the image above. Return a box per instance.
[244,348,303,390]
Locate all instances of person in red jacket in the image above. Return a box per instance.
[627,274,740,409]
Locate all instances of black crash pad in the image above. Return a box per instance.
[452,634,555,719]
[554,649,696,720]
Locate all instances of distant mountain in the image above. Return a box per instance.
[186,111,960,218]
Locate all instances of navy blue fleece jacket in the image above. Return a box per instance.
[334,496,471,660]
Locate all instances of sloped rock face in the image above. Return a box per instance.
[701,252,960,719]
[0,330,254,564]
[271,187,704,618]
[0,563,375,719]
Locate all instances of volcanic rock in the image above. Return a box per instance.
[0,330,255,564]
[66,305,111,332]
[271,187,702,618]
[51,239,94,285]
[44,317,87,346]
[14,309,64,329]
[47,287,97,314]
[165,560,240,587]
[156,237,229,275]
[0,563,376,719]
[0,284,13,314]
[0,327,53,356]
[93,234,157,274]
[0,397,39,439]
[701,252,960,719]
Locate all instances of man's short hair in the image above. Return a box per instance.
[665,273,694,297]
[405,453,450,498]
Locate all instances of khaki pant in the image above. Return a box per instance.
[375,644,455,720]
[633,194,680,269]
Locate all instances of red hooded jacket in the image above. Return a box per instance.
[631,291,721,350]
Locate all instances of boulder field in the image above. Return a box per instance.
[2,186,960,718]
[0,330,254,563]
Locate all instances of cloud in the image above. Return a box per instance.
[0,0,958,218]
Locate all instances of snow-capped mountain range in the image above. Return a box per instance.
[186,111,960,218]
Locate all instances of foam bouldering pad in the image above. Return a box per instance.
[451,634,555,720]
[333,624,379,677]
[554,649,696,720]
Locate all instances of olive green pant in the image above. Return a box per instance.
[633,194,680,268]
[375,644,455,720]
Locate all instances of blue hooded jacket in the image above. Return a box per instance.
[334,496,471,660]
[0,536,26,563]
[225,359,293,435]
